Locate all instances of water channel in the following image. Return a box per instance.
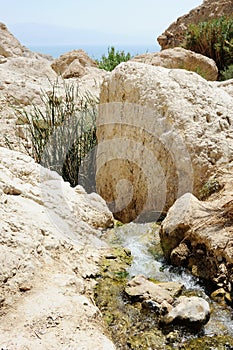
[95,222,233,349]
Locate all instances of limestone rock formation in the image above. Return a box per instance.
[0,147,115,349]
[157,0,233,49]
[96,61,233,223]
[159,168,233,293]
[132,47,218,81]
[51,49,98,78]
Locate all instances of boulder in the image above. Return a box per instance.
[159,169,233,293]
[0,147,115,349]
[157,0,233,50]
[162,296,210,329]
[51,49,98,78]
[96,61,233,223]
[132,47,218,81]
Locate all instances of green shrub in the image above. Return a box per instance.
[97,46,131,71]
[220,64,233,80]
[11,79,97,190]
[183,16,233,79]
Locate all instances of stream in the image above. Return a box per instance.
[96,222,233,349]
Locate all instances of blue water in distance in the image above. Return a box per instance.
[28,44,160,60]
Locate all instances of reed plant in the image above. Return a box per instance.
[12,79,97,190]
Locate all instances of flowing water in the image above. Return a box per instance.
[99,222,233,348]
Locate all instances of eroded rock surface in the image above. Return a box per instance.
[96,61,233,222]
[0,147,115,349]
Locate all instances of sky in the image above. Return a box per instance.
[1,0,203,46]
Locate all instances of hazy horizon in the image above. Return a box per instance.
[2,0,203,47]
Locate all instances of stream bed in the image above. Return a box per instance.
[95,222,233,349]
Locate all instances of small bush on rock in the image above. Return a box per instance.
[183,16,233,80]
[97,46,131,71]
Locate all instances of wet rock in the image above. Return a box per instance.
[125,275,183,305]
[211,288,232,305]
[162,296,210,329]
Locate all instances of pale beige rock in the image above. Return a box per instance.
[215,79,233,98]
[125,275,183,304]
[157,0,233,49]
[159,167,233,292]
[96,61,233,222]
[132,47,218,81]
[51,49,97,78]
[162,296,210,328]
[0,147,115,349]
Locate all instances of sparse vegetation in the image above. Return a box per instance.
[199,176,222,200]
[183,16,233,80]
[220,64,233,80]
[11,79,97,190]
[97,46,132,71]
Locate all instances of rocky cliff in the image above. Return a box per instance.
[157,0,233,49]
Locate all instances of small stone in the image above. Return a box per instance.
[3,185,22,195]
[19,283,32,292]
